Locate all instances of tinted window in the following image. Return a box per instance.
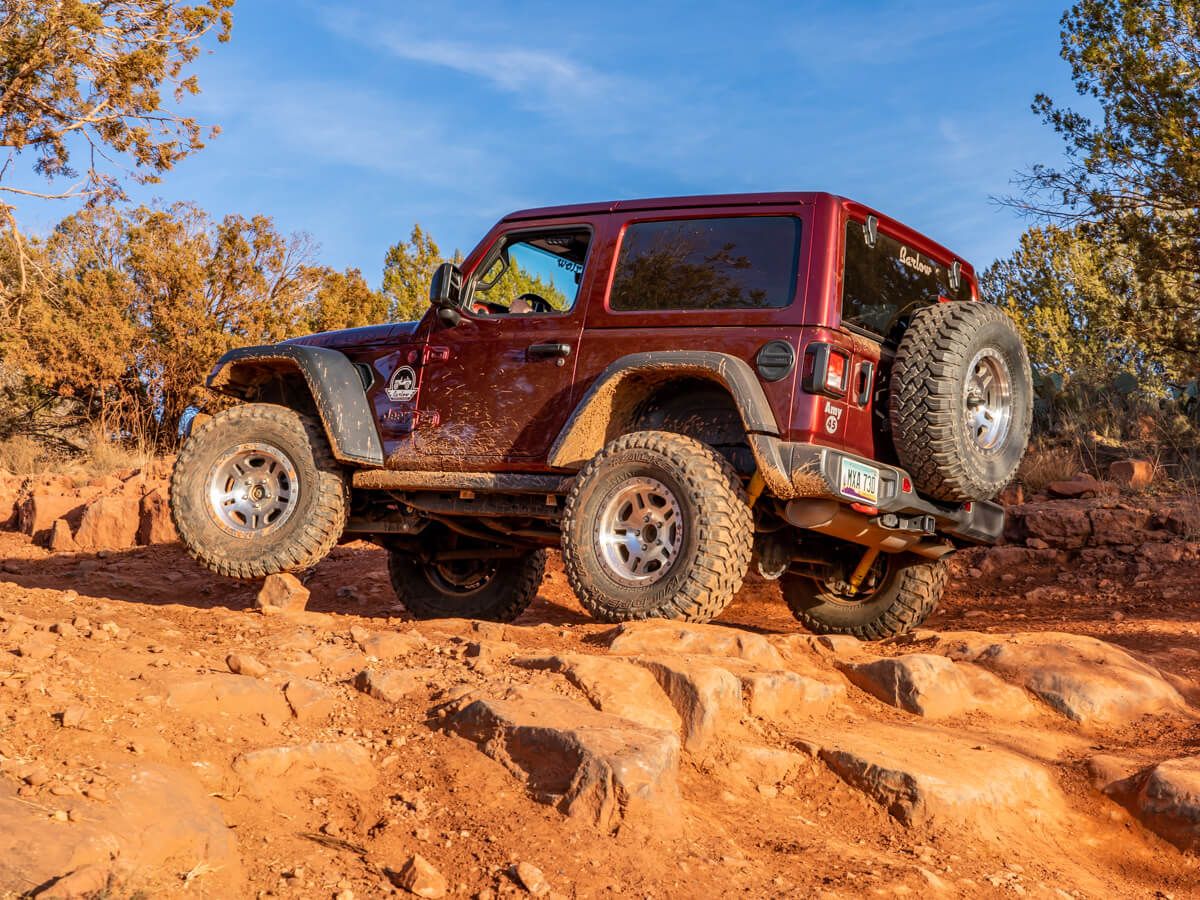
[470,229,590,314]
[610,216,801,311]
[842,221,971,339]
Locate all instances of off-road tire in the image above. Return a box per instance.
[781,554,947,640]
[561,431,753,623]
[387,547,546,622]
[170,403,348,579]
[890,302,1033,502]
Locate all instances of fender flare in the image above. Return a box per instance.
[548,350,781,470]
[206,344,384,467]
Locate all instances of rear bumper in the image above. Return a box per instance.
[750,435,1004,545]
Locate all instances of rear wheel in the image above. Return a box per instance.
[387,530,546,622]
[561,431,753,623]
[782,550,947,640]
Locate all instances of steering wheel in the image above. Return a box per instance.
[513,292,554,314]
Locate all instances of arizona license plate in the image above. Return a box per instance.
[839,458,880,504]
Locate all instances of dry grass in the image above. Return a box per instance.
[1018,444,1083,494]
[0,435,45,475]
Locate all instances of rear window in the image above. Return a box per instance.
[610,216,801,311]
[841,220,970,339]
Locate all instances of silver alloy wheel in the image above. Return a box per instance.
[207,442,299,536]
[963,348,1013,451]
[595,476,684,587]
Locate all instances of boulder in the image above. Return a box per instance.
[1047,473,1104,499]
[626,655,744,752]
[225,652,268,678]
[513,653,682,734]
[450,685,681,830]
[284,678,336,722]
[354,666,434,704]
[606,620,785,669]
[1021,507,1093,549]
[1108,756,1200,851]
[19,490,82,541]
[47,519,78,553]
[1109,459,1154,490]
[74,496,140,550]
[232,740,376,792]
[809,723,1068,834]
[255,573,309,615]
[1087,506,1153,546]
[931,632,1186,726]
[974,545,1060,576]
[0,763,241,896]
[165,673,291,725]
[137,487,177,545]
[839,654,1038,720]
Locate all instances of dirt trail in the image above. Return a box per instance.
[1,487,1200,898]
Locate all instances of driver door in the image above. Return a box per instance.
[408,225,593,469]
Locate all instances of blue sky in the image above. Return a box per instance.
[11,0,1080,286]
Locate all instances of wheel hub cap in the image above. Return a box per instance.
[963,349,1013,451]
[596,476,683,587]
[207,442,299,535]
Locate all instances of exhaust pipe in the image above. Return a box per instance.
[783,498,953,560]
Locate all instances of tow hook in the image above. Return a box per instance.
[873,513,936,534]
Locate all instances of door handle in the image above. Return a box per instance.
[526,342,572,360]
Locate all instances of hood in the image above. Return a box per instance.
[286,320,420,349]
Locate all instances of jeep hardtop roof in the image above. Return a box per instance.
[501,192,971,275]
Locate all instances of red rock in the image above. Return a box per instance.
[1109,459,1154,490]
[137,487,177,545]
[1109,755,1200,851]
[349,625,428,660]
[606,620,785,668]
[996,482,1024,507]
[1047,473,1103,498]
[626,655,744,753]
[354,667,433,703]
[225,653,268,678]
[18,491,82,541]
[284,679,335,722]
[390,854,447,899]
[231,741,376,792]
[74,496,140,550]
[1087,506,1152,546]
[47,519,77,553]
[840,654,1037,720]
[1022,507,1092,549]
[255,573,309,615]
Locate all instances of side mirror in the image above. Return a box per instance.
[429,262,463,307]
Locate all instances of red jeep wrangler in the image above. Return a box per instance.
[171,193,1031,639]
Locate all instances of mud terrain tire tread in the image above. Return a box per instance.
[782,555,947,640]
[890,302,1033,502]
[561,431,753,623]
[170,403,348,579]
[387,549,547,623]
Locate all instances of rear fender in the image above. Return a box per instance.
[548,351,781,470]
[207,344,384,467]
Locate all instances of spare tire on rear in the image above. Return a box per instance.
[889,302,1032,502]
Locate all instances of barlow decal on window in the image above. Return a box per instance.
[386,366,418,402]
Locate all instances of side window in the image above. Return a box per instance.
[842,221,971,340]
[469,229,590,315]
[609,216,801,311]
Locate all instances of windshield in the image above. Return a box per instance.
[841,220,971,340]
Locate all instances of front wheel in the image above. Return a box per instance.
[782,552,947,640]
[170,403,349,579]
[387,536,546,622]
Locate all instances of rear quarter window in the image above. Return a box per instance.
[609,216,801,311]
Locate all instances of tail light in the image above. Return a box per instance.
[802,343,850,398]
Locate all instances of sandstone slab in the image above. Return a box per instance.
[513,652,682,734]
[840,653,1038,720]
[74,496,140,550]
[606,620,785,668]
[350,625,429,660]
[165,673,291,725]
[450,685,680,830]
[137,487,177,545]
[810,723,1068,833]
[1108,755,1200,851]
[255,573,309,615]
[628,654,744,752]
[355,666,435,704]
[931,632,1186,726]
[284,678,336,722]
[233,740,376,792]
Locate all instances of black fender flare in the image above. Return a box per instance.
[547,350,781,470]
[206,344,384,467]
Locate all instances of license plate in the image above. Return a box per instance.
[839,458,880,505]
